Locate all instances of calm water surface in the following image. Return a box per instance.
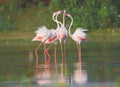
[0,41,120,87]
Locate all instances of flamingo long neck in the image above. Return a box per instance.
[55,14,62,27]
[68,15,73,37]
[52,14,59,27]
[52,13,62,28]
[62,10,66,27]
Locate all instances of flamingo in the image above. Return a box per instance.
[56,10,68,63]
[45,10,68,64]
[32,11,62,64]
[45,10,63,64]
[32,26,53,64]
[65,13,88,62]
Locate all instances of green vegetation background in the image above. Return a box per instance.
[0,0,120,41]
[0,0,120,85]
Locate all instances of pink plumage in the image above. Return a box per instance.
[71,28,88,44]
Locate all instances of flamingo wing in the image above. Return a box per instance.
[71,28,87,43]
[45,29,58,43]
[32,26,51,42]
[57,26,68,40]
[76,28,87,39]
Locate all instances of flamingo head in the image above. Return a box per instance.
[53,10,62,16]
[64,13,72,17]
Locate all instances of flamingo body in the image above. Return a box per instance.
[65,12,88,62]
[45,29,58,44]
[57,26,68,41]
[32,26,52,42]
[32,10,63,64]
[71,28,87,44]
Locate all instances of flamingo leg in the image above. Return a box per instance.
[44,43,47,65]
[60,41,64,64]
[54,44,57,64]
[46,43,57,65]
[44,44,52,65]
[78,61,82,71]
[46,44,54,64]
[46,50,51,64]
[63,41,66,64]
[35,42,42,64]
[76,43,82,63]
[46,44,53,52]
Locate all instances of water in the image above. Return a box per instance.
[0,41,120,87]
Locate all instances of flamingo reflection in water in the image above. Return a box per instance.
[34,55,87,86]
[72,62,88,85]
[34,59,52,86]
[34,55,68,86]
[56,56,67,85]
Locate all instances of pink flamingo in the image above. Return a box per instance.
[32,26,53,64]
[56,10,68,63]
[65,13,88,62]
[45,10,68,64]
[32,11,62,64]
[45,10,63,64]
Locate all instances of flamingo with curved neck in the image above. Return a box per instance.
[55,10,68,63]
[32,11,62,64]
[65,13,88,62]
[49,10,68,63]
[52,10,63,28]
[47,10,63,64]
